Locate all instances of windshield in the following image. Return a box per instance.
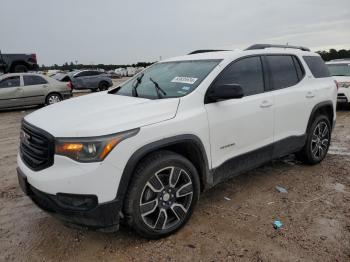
[327,63,350,76]
[112,60,221,99]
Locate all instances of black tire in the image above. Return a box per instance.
[296,115,331,165]
[45,93,62,105]
[123,150,200,239]
[13,64,28,73]
[99,81,109,91]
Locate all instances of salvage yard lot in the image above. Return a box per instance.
[0,97,349,261]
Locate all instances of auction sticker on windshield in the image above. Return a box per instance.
[171,77,198,85]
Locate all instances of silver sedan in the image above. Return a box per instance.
[0,73,72,109]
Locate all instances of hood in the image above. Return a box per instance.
[25,92,180,137]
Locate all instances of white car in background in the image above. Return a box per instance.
[326,59,350,106]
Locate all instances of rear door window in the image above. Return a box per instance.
[0,76,20,88]
[215,56,264,96]
[303,56,331,78]
[23,75,48,86]
[266,55,299,90]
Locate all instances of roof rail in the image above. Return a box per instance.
[245,44,310,52]
[188,49,229,55]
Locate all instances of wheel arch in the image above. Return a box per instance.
[99,80,109,86]
[306,100,335,133]
[116,135,211,208]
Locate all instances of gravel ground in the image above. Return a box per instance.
[0,95,349,262]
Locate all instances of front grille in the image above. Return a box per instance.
[20,121,54,171]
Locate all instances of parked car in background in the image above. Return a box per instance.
[106,70,121,79]
[0,73,71,109]
[326,59,350,106]
[17,44,336,238]
[0,51,39,73]
[126,67,136,76]
[115,68,127,77]
[53,70,113,92]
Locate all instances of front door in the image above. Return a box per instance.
[204,56,274,182]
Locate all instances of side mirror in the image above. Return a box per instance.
[207,84,244,102]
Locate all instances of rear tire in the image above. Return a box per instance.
[46,93,62,105]
[99,81,109,91]
[296,115,331,165]
[123,151,200,239]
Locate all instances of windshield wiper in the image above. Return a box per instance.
[149,77,167,99]
[131,73,144,97]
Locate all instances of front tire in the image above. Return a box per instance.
[123,151,200,239]
[296,115,331,165]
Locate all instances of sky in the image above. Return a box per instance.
[0,0,349,66]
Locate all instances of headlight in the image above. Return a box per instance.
[339,82,350,88]
[55,129,139,162]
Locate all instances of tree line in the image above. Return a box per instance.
[40,61,155,71]
[317,48,350,61]
[40,48,350,71]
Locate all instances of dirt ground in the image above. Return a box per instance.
[0,95,349,261]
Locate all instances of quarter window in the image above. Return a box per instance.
[23,75,48,86]
[266,55,299,90]
[215,56,264,96]
[303,56,331,78]
[0,76,20,88]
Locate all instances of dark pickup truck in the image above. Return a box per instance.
[0,51,39,73]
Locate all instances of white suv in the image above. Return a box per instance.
[326,59,350,105]
[17,44,337,238]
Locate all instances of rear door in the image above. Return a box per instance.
[0,75,23,108]
[22,75,48,105]
[73,71,99,89]
[264,54,313,156]
[83,71,101,88]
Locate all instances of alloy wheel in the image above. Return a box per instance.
[311,121,330,160]
[139,166,193,231]
[48,95,61,104]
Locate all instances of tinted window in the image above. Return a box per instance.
[327,63,350,76]
[215,56,264,96]
[303,56,331,78]
[23,75,48,86]
[0,76,20,88]
[75,71,100,77]
[266,55,299,90]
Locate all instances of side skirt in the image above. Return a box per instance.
[211,135,306,186]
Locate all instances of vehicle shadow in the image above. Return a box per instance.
[0,105,39,113]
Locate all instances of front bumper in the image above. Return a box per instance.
[17,167,121,231]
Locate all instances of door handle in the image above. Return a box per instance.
[260,100,273,108]
[306,91,315,98]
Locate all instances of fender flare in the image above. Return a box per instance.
[115,134,211,206]
[306,100,335,133]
